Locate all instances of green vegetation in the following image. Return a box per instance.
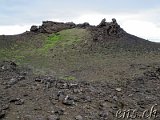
[35,28,88,54]
[0,28,160,83]
[0,28,89,73]
[0,28,87,58]
[39,33,61,53]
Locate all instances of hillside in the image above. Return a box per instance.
[0,19,160,119]
[0,19,160,82]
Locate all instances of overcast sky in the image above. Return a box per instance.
[0,0,160,42]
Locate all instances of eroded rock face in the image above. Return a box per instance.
[30,21,91,34]
[39,21,76,34]
[30,18,125,36]
[91,18,126,42]
[30,21,76,34]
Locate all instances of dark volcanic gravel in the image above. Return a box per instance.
[0,61,160,120]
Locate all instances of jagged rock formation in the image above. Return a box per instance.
[30,21,91,34]
[30,21,76,33]
[85,18,160,52]
[91,18,126,42]
[30,18,125,41]
[30,25,39,32]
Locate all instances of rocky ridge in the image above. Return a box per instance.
[30,21,91,34]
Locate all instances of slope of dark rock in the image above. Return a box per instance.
[1,18,160,53]
[0,61,160,120]
[0,19,160,120]
[88,18,160,52]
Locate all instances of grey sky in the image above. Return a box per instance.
[0,0,160,42]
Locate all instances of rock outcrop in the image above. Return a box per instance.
[77,22,90,28]
[91,18,126,42]
[30,18,124,37]
[30,21,76,34]
[30,25,39,32]
[30,21,91,34]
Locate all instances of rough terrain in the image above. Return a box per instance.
[0,61,160,120]
[0,19,160,120]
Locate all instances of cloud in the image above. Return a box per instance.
[0,0,160,42]
[1,0,159,25]
[71,8,160,42]
[0,25,31,35]
[122,20,160,42]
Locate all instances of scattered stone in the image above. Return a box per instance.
[33,115,46,120]
[17,75,25,80]
[73,89,81,93]
[1,66,5,70]
[81,96,92,102]
[115,88,122,92]
[99,111,108,119]
[54,108,65,115]
[75,115,83,120]
[85,96,92,102]
[55,91,65,101]
[47,115,60,120]
[0,61,160,120]
[10,62,17,67]
[35,77,42,82]
[99,102,108,110]
[15,99,24,105]
[2,104,9,110]
[24,115,32,119]
[63,95,75,106]
[9,78,18,85]
[10,98,24,105]
[34,105,42,111]
[8,76,25,86]
[0,110,5,119]
[69,83,78,88]
[56,82,68,89]
[113,96,118,101]
[10,63,17,70]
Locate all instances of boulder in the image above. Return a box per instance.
[98,18,106,27]
[66,22,76,28]
[77,22,90,28]
[30,25,38,32]
[75,115,83,120]
[112,18,117,24]
[0,110,5,119]
[48,115,60,120]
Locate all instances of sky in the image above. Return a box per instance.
[0,0,160,42]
